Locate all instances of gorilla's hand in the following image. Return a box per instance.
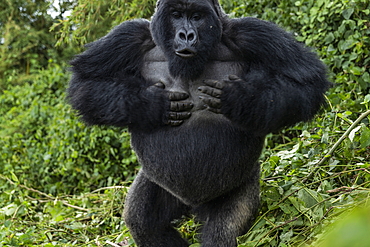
[168,91,193,126]
[198,78,223,113]
[199,75,246,114]
[151,82,193,126]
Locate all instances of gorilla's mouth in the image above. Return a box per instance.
[176,48,196,58]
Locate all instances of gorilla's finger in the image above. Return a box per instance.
[146,82,165,93]
[228,75,240,81]
[170,101,194,111]
[169,112,191,120]
[199,96,221,109]
[167,120,184,126]
[169,91,189,101]
[203,79,224,89]
[154,81,165,89]
[198,86,222,98]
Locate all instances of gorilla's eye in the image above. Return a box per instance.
[192,13,202,21]
[172,11,182,18]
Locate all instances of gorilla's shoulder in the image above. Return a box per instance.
[94,19,154,50]
[111,19,151,37]
[71,19,155,79]
[223,17,290,38]
[222,17,304,63]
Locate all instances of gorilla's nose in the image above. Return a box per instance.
[179,29,196,42]
[176,28,198,46]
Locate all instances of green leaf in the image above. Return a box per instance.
[1,204,17,216]
[3,220,12,228]
[350,66,363,75]
[324,32,335,44]
[339,39,354,51]
[10,172,19,183]
[362,94,370,104]
[279,204,298,215]
[310,7,319,16]
[280,230,294,242]
[342,8,354,20]
[299,188,319,208]
[327,44,336,52]
[361,73,370,86]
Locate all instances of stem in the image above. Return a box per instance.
[303,109,370,182]
[0,174,89,212]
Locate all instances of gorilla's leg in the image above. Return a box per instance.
[196,165,260,247]
[124,171,189,247]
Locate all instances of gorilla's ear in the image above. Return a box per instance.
[211,0,227,18]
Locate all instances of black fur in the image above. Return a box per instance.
[68,0,331,246]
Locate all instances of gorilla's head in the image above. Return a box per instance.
[151,0,226,80]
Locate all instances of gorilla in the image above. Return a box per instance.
[68,0,330,246]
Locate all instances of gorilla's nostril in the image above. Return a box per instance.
[179,32,186,40]
[188,33,195,41]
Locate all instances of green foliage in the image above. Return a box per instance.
[0,0,369,246]
[0,0,75,87]
[0,63,138,195]
[0,179,130,246]
[53,0,156,48]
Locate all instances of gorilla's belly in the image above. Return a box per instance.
[137,50,258,205]
[130,120,264,205]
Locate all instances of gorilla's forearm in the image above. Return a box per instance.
[221,73,326,134]
[219,17,330,133]
[67,75,168,129]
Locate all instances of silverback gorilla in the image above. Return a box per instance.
[68,0,330,246]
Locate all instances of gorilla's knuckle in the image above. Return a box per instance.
[170,102,188,111]
[171,102,182,111]
[229,74,240,81]
[169,120,183,126]
[170,102,179,111]
[154,82,165,89]
[215,81,224,89]
[212,88,222,98]
[169,91,189,101]
[168,112,177,120]
[169,112,191,120]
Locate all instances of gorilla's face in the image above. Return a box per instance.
[151,0,223,79]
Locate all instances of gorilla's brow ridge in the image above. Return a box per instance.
[167,1,213,14]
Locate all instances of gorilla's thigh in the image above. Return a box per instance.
[123,171,189,247]
[195,166,260,247]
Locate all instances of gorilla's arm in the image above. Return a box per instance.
[68,19,191,129]
[202,17,331,134]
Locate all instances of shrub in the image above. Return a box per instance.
[0,63,138,195]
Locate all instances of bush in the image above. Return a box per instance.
[0,63,138,195]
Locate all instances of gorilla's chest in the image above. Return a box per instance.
[141,46,244,114]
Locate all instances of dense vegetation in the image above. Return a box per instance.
[0,0,369,246]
